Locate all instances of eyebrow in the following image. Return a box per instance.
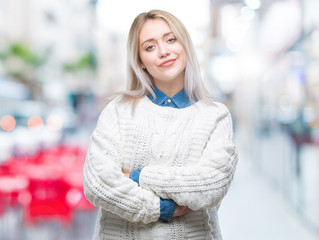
[140,32,174,47]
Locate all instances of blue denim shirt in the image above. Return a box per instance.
[129,86,192,222]
[148,86,192,108]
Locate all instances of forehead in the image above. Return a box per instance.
[139,19,172,42]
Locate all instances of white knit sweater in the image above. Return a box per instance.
[83,96,238,240]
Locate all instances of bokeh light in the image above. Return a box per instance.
[46,115,63,131]
[0,115,16,131]
[27,116,44,130]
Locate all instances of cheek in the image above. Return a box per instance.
[177,46,187,65]
[140,53,155,68]
[180,52,187,68]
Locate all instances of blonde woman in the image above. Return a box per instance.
[83,9,238,240]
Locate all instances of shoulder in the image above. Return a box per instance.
[94,95,139,130]
[100,95,132,113]
[96,96,125,122]
[99,95,146,121]
[99,96,120,115]
[197,100,230,117]
[193,101,233,129]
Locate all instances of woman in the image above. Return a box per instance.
[83,9,238,240]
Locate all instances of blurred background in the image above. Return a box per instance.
[0,0,318,239]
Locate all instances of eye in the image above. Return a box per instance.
[145,45,155,51]
[168,37,177,43]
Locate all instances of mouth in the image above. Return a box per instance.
[159,59,176,67]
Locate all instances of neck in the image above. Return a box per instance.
[154,77,184,97]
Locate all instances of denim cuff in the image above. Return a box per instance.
[129,169,141,184]
[160,199,176,222]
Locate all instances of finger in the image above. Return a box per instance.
[122,169,131,177]
[174,206,190,217]
[173,206,184,217]
[181,207,190,215]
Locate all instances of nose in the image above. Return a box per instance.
[158,43,170,58]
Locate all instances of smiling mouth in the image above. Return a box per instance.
[159,59,176,67]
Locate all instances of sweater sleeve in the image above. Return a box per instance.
[83,99,160,224]
[129,169,176,222]
[139,105,238,211]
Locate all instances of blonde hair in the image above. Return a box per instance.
[124,9,211,103]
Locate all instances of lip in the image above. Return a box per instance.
[159,59,176,67]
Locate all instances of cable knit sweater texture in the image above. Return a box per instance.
[83,96,238,240]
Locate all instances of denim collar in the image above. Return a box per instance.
[148,86,192,108]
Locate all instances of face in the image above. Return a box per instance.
[138,19,187,89]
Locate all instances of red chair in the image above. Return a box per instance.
[0,174,30,208]
[23,164,72,225]
[13,144,92,225]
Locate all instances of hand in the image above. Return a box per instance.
[173,205,190,217]
[122,169,131,178]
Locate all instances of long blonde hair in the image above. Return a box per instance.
[125,9,211,103]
